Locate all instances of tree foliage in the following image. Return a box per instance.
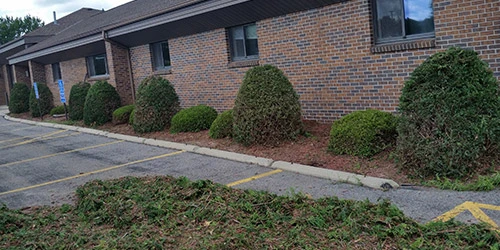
[0,15,44,44]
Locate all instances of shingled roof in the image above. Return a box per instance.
[11,0,203,58]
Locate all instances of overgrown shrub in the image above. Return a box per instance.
[69,82,90,120]
[49,105,66,116]
[133,76,179,133]
[128,109,135,125]
[233,65,303,146]
[83,81,121,126]
[112,105,135,125]
[328,110,397,157]
[397,47,500,178]
[209,110,234,139]
[8,83,30,114]
[170,105,218,133]
[29,83,54,117]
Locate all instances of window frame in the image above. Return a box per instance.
[52,62,62,82]
[86,54,109,77]
[371,0,435,44]
[151,41,172,71]
[228,23,259,61]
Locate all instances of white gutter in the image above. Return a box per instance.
[0,39,25,55]
[107,0,251,38]
[8,34,102,64]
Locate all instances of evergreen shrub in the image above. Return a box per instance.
[209,110,233,139]
[170,105,218,133]
[233,65,303,146]
[397,47,500,178]
[83,81,121,126]
[29,83,54,117]
[8,83,30,114]
[69,82,90,120]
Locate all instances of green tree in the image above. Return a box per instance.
[0,15,44,44]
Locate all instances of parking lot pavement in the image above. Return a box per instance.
[0,115,499,230]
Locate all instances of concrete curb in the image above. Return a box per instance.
[2,114,399,190]
[272,161,399,190]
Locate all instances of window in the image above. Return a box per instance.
[229,23,259,61]
[151,41,171,70]
[373,0,435,43]
[52,63,62,82]
[86,54,108,77]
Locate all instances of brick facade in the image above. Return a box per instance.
[29,0,500,122]
[12,65,30,86]
[0,65,7,105]
[106,41,134,105]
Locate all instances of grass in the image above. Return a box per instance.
[1,176,499,249]
[423,172,500,191]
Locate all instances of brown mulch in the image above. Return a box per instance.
[9,113,414,185]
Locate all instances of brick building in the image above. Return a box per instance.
[2,0,499,122]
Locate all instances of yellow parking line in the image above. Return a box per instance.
[227,169,283,187]
[0,130,67,149]
[0,131,80,144]
[0,140,124,168]
[0,150,185,196]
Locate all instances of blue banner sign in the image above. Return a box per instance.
[33,82,40,99]
[58,80,66,103]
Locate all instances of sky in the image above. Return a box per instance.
[0,0,133,24]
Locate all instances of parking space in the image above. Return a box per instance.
[0,114,499,230]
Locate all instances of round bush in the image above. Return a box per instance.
[233,65,304,146]
[8,83,30,114]
[69,82,91,120]
[112,105,135,125]
[50,105,66,116]
[328,110,397,157]
[83,81,121,126]
[397,47,500,178]
[209,110,233,139]
[29,83,54,117]
[170,105,218,133]
[133,76,180,133]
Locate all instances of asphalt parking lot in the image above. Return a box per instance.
[0,114,499,230]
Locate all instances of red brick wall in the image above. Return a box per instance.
[29,60,46,85]
[127,0,499,122]
[12,65,30,86]
[106,41,134,105]
[0,65,7,105]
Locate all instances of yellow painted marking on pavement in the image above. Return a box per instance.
[0,130,67,149]
[0,131,80,145]
[0,140,124,168]
[0,150,185,196]
[226,169,283,187]
[433,201,500,231]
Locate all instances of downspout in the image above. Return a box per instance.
[102,31,136,102]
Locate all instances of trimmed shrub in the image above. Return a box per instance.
[112,105,135,125]
[50,105,66,116]
[397,47,500,178]
[83,81,121,126]
[328,110,397,157]
[8,83,30,114]
[128,109,135,125]
[170,105,218,133]
[133,76,180,133]
[29,83,54,117]
[209,110,234,139]
[233,65,304,146]
[69,82,91,120]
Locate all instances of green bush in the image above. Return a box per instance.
[233,65,304,146]
[170,105,218,133]
[83,81,121,126]
[112,105,135,125]
[29,83,54,117]
[49,105,66,116]
[397,47,500,179]
[133,76,180,133]
[209,110,234,139]
[328,110,397,157]
[128,109,135,125]
[8,83,30,114]
[69,82,90,120]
